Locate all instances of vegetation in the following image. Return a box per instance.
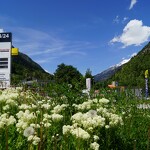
[11,52,53,84]
[109,42,150,88]
[54,63,84,89]
[1,41,150,149]
[0,84,150,150]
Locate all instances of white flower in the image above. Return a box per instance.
[32,136,40,145]
[51,104,68,114]
[77,100,93,111]
[23,127,35,137]
[87,110,97,118]
[28,135,34,141]
[38,101,43,104]
[99,98,109,104]
[31,104,37,109]
[19,104,31,110]
[16,111,24,118]
[0,121,5,128]
[0,113,16,127]
[63,125,73,135]
[105,125,110,129]
[41,103,51,109]
[90,142,99,150]
[36,110,40,114]
[30,123,40,128]
[6,99,17,105]
[7,116,16,125]
[51,114,63,121]
[93,98,98,103]
[3,105,10,110]
[71,127,90,140]
[44,123,51,127]
[93,135,99,142]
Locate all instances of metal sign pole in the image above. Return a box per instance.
[145,70,149,99]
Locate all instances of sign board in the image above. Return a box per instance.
[145,70,149,78]
[12,47,19,55]
[0,32,12,88]
[86,78,91,91]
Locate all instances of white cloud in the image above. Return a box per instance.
[129,0,137,10]
[0,28,4,33]
[113,15,119,24]
[11,27,90,65]
[110,19,150,48]
[122,17,128,23]
[113,16,129,24]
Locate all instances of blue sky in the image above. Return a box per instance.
[0,0,150,75]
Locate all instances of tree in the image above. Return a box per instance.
[85,68,93,79]
[54,63,83,87]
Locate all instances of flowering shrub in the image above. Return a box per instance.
[63,98,123,149]
[0,86,150,150]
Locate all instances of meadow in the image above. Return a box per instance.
[0,84,150,150]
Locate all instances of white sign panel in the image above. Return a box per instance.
[0,32,12,88]
[86,78,91,91]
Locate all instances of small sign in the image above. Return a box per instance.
[12,48,19,55]
[0,33,12,42]
[145,70,149,78]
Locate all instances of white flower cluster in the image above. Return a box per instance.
[0,88,19,113]
[51,104,68,114]
[73,100,93,110]
[90,142,100,150]
[73,98,110,111]
[41,103,51,109]
[93,135,99,142]
[16,110,37,132]
[51,113,63,122]
[0,88,19,103]
[72,98,123,129]
[42,113,51,127]
[98,98,109,104]
[23,126,40,145]
[109,113,123,127]
[97,107,123,127]
[0,113,16,128]
[63,97,123,148]
[63,125,90,140]
[71,111,105,131]
[19,104,31,110]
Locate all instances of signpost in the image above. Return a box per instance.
[86,78,91,91]
[0,32,12,88]
[145,69,149,99]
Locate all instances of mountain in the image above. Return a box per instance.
[94,42,150,88]
[94,65,122,82]
[11,52,53,84]
[109,42,150,87]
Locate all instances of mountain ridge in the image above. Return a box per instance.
[94,42,150,86]
[11,52,53,84]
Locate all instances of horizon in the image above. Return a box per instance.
[0,0,150,75]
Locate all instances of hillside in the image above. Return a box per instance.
[11,52,53,84]
[94,65,122,82]
[109,42,150,87]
